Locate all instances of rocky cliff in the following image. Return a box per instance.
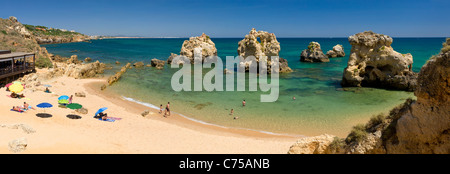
[288,38,450,154]
[24,22,90,44]
[0,17,52,67]
[0,16,91,69]
[237,28,292,73]
[341,31,417,91]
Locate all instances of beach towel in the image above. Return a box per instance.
[11,109,24,113]
[98,118,115,122]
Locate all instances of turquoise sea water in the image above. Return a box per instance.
[43,38,445,136]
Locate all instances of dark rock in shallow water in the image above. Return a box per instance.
[300,42,329,63]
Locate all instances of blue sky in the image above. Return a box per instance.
[1,0,449,37]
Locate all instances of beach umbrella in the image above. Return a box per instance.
[37,102,53,113]
[12,81,21,85]
[95,107,108,116]
[9,84,24,93]
[43,84,52,87]
[66,103,82,110]
[5,83,12,88]
[58,99,69,104]
[58,95,69,100]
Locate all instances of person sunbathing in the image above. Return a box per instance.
[44,87,51,93]
[12,106,24,112]
[10,92,18,98]
[23,102,35,110]
[95,112,108,120]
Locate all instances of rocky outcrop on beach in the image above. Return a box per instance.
[237,28,292,73]
[19,58,106,89]
[326,44,345,58]
[341,31,417,91]
[288,134,335,154]
[288,38,450,154]
[107,62,132,87]
[300,42,329,62]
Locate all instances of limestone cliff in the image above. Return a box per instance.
[180,33,217,63]
[237,28,292,73]
[288,38,450,154]
[342,31,417,91]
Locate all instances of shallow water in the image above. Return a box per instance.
[43,37,444,136]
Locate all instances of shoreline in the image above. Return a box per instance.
[85,79,304,139]
[0,74,299,154]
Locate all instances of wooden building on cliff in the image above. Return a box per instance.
[0,50,35,82]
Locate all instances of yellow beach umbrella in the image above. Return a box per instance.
[9,84,24,93]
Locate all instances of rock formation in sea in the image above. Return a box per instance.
[288,38,450,154]
[150,58,165,69]
[107,62,132,86]
[341,31,417,91]
[237,28,292,73]
[167,33,218,64]
[326,44,345,58]
[300,42,329,62]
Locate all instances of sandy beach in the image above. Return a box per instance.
[0,71,300,154]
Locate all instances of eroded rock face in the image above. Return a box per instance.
[387,40,450,154]
[288,134,335,154]
[300,42,329,62]
[342,31,417,91]
[151,58,165,69]
[179,33,217,63]
[288,38,450,154]
[237,28,292,73]
[326,44,345,58]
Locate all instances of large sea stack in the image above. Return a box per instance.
[237,28,292,73]
[341,31,417,91]
[167,33,217,64]
[288,38,450,154]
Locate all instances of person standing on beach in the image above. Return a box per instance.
[242,100,246,107]
[69,95,73,104]
[230,109,234,115]
[159,104,163,114]
[164,102,171,117]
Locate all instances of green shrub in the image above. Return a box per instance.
[441,45,450,53]
[328,137,345,153]
[1,30,6,35]
[345,124,368,144]
[35,56,53,68]
[366,114,385,130]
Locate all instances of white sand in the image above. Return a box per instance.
[0,76,299,154]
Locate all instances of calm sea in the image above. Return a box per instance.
[43,37,445,136]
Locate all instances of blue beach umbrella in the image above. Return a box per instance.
[95,107,108,116]
[58,95,69,100]
[37,102,53,113]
